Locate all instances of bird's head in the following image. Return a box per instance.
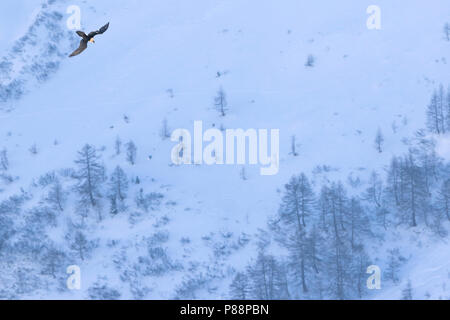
[89,38,95,43]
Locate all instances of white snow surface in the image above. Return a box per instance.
[1,0,450,299]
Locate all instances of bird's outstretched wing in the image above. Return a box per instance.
[87,22,110,38]
[76,31,87,39]
[69,39,88,57]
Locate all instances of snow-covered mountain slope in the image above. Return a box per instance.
[0,1,38,53]
[1,0,450,299]
[0,0,76,107]
[373,231,450,300]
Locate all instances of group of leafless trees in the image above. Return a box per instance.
[73,140,141,219]
[230,175,373,300]
[230,95,450,299]
[231,139,449,299]
[426,84,450,134]
[0,137,168,297]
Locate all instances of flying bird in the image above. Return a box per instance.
[69,22,110,57]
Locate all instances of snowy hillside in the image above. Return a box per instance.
[0,0,450,300]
